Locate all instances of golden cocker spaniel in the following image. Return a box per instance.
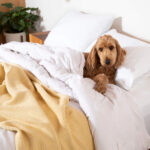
[84,35,126,94]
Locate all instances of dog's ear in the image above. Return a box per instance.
[85,45,100,71]
[115,39,126,68]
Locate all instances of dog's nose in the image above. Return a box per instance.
[105,59,110,65]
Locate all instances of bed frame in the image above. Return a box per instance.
[112,17,150,44]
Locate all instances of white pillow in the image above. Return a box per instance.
[116,46,150,90]
[44,11,114,51]
[85,29,149,52]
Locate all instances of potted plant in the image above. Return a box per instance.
[0,3,40,42]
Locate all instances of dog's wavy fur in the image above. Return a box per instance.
[84,35,126,94]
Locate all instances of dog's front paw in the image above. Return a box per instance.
[94,82,107,94]
[93,74,109,94]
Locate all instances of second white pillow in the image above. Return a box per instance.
[44,11,114,51]
[116,46,150,90]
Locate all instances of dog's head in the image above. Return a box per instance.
[86,35,126,70]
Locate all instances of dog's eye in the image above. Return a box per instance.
[109,46,114,50]
[99,48,103,51]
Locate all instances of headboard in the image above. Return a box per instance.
[26,0,150,43]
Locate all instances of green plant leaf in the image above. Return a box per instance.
[1,16,9,25]
[1,3,13,8]
[15,6,24,11]
[19,20,25,27]
[24,7,38,11]
[12,12,19,18]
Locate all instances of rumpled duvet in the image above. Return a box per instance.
[0,42,150,150]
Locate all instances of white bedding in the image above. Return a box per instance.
[0,42,150,150]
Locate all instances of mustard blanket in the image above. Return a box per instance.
[0,63,94,150]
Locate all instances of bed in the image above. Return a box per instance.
[0,11,150,150]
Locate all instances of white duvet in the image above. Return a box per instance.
[0,42,150,150]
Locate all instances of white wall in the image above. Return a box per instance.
[26,0,150,42]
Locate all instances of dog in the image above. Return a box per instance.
[83,35,126,94]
